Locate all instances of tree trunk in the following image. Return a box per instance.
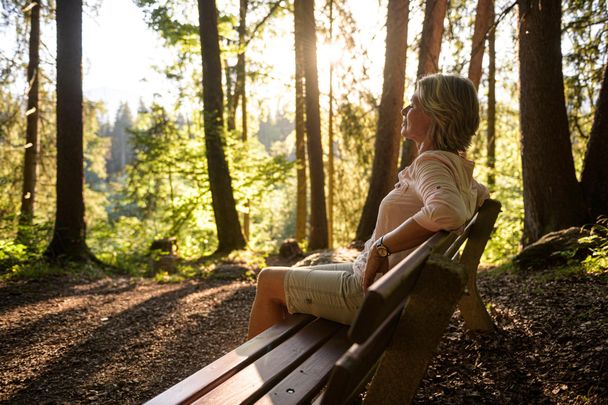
[18,0,40,232]
[238,0,250,241]
[198,0,246,253]
[298,0,328,250]
[327,0,334,248]
[468,0,492,91]
[356,0,409,242]
[518,0,587,244]
[294,0,307,244]
[580,62,608,220]
[486,2,496,189]
[399,0,446,171]
[416,0,447,78]
[225,59,236,132]
[45,0,91,261]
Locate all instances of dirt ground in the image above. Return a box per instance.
[1,262,606,404]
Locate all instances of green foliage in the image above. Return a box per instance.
[0,239,29,273]
[472,100,523,264]
[578,217,608,272]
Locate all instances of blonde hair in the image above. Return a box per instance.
[416,73,479,152]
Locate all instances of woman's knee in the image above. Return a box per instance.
[256,268,288,302]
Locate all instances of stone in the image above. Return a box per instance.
[514,227,592,270]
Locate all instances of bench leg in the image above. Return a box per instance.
[457,269,495,332]
[363,255,467,405]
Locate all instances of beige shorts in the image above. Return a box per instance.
[282,263,364,325]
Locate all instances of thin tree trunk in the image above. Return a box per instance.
[225,59,236,131]
[45,0,91,261]
[486,2,496,189]
[468,0,492,91]
[198,0,246,253]
[294,0,307,244]
[398,0,447,171]
[356,0,409,242]
[298,0,328,250]
[18,0,40,233]
[238,0,250,241]
[416,0,447,78]
[580,61,608,220]
[518,0,587,244]
[327,0,334,248]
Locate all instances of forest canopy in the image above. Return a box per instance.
[0,0,607,274]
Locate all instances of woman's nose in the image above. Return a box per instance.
[401,105,412,116]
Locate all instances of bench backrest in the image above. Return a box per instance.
[318,198,501,404]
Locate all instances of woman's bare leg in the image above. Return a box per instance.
[247,268,289,339]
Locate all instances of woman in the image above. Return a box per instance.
[247,73,489,338]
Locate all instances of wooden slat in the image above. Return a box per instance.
[319,302,406,404]
[255,328,351,405]
[193,318,342,405]
[364,255,468,404]
[145,313,314,405]
[348,231,451,344]
[443,211,478,258]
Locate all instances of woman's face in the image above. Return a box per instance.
[401,93,432,146]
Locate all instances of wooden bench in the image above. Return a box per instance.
[146,199,501,404]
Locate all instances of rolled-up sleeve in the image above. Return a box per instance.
[411,157,468,232]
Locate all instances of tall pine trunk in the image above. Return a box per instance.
[327,0,334,248]
[518,0,587,244]
[398,0,447,171]
[236,0,250,241]
[355,0,409,242]
[294,1,307,244]
[298,0,328,250]
[198,0,246,253]
[468,0,492,90]
[580,62,608,220]
[45,0,91,261]
[18,0,40,233]
[486,3,496,189]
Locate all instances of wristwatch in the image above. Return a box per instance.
[375,236,391,257]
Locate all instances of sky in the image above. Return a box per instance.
[82,0,174,120]
[80,0,389,122]
[1,1,509,124]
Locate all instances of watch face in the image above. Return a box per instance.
[376,245,389,257]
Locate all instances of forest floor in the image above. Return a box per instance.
[0,253,607,404]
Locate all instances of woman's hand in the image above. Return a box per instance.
[363,249,389,292]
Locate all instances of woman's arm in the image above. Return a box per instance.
[363,218,434,291]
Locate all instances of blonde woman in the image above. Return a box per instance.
[248,73,489,338]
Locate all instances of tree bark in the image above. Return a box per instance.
[18,0,40,231]
[238,0,250,241]
[486,2,496,189]
[468,0,492,91]
[298,0,328,250]
[416,0,447,78]
[518,0,587,245]
[294,0,307,243]
[580,62,608,220]
[198,0,246,253]
[399,0,446,171]
[356,0,409,242]
[225,59,236,131]
[327,0,334,248]
[45,0,91,261]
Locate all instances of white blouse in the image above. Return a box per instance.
[352,150,489,281]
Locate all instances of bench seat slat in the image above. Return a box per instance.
[319,302,405,404]
[255,327,351,405]
[145,313,315,405]
[193,318,342,405]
